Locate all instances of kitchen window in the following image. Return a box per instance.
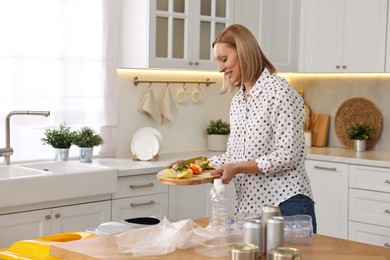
[0,0,120,162]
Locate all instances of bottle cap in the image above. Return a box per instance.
[213,179,222,186]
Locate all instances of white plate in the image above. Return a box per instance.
[133,127,163,145]
[131,132,160,160]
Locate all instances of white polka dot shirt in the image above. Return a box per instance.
[210,68,313,216]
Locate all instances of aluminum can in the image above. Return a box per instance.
[269,247,301,260]
[261,205,281,254]
[228,243,259,260]
[243,219,262,255]
[266,216,285,260]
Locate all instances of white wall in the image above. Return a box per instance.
[115,69,235,157]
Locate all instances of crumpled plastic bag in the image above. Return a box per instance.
[114,217,200,256]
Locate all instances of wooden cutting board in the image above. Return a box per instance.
[310,113,330,147]
[157,169,220,186]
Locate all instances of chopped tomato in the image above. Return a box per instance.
[188,163,203,175]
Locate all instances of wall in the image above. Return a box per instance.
[116,69,234,157]
[289,74,390,152]
[116,71,390,157]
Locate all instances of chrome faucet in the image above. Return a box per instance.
[0,110,50,165]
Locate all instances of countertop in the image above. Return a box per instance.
[91,147,390,177]
[50,218,390,260]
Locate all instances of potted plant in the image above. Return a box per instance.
[73,127,104,162]
[41,123,76,161]
[205,119,230,151]
[346,122,373,152]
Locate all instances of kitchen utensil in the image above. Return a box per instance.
[192,84,201,103]
[176,85,187,103]
[335,97,383,150]
[157,169,221,185]
[310,113,330,147]
[297,89,311,131]
[131,131,160,160]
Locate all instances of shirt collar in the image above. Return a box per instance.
[239,68,271,99]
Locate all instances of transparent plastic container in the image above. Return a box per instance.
[209,179,228,230]
[284,215,313,244]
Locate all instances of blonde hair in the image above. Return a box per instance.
[213,24,276,93]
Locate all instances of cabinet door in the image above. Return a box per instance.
[300,0,344,72]
[51,201,111,234]
[305,160,349,239]
[0,209,51,248]
[112,193,168,221]
[342,0,387,72]
[349,221,390,248]
[260,0,301,72]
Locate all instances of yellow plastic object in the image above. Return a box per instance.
[0,231,95,260]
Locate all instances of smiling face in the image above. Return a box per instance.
[213,43,241,86]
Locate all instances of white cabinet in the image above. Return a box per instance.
[118,0,234,70]
[348,165,390,248]
[259,0,301,72]
[0,201,111,248]
[300,0,387,72]
[305,159,349,239]
[111,174,168,221]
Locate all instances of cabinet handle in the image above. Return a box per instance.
[45,215,51,220]
[129,183,154,189]
[385,180,390,184]
[130,200,155,207]
[55,213,61,219]
[384,242,390,247]
[194,61,199,66]
[188,61,193,65]
[336,65,340,69]
[385,209,390,214]
[342,65,347,69]
[314,165,337,171]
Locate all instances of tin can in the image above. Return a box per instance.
[261,205,281,254]
[228,243,259,260]
[243,219,262,255]
[266,216,285,259]
[269,247,301,260]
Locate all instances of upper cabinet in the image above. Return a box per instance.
[118,0,234,70]
[299,0,388,73]
[259,0,301,72]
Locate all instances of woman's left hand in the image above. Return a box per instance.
[211,163,237,184]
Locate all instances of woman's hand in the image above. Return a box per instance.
[211,163,237,184]
[167,160,183,169]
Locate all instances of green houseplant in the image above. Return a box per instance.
[41,123,76,161]
[346,122,373,152]
[73,127,103,162]
[205,119,230,151]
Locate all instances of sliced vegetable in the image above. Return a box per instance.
[172,156,207,171]
[188,163,202,175]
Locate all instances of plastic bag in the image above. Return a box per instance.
[114,217,200,256]
[284,214,313,244]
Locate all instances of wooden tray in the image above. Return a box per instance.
[335,97,383,149]
[157,169,220,186]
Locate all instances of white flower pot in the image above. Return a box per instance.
[207,135,228,152]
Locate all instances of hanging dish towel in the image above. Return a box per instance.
[158,86,177,122]
[138,87,161,123]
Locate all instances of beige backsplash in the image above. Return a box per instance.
[289,74,390,152]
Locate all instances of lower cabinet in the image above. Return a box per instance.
[305,159,349,239]
[348,165,390,248]
[0,200,111,248]
[111,174,169,221]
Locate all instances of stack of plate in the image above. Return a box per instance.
[131,127,162,161]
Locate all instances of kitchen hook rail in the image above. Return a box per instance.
[133,77,216,87]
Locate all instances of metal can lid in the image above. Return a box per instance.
[269,247,300,257]
[228,243,259,253]
[243,219,262,227]
[267,216,285,223]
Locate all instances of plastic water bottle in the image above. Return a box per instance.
[209,179,228,231]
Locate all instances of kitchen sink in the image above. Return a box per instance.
[0,161,118,208]
[18,161,111,174]
[0,165,51,179]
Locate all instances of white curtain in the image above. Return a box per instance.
[0,0,120,163]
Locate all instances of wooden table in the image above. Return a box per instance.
[50,218,390,260]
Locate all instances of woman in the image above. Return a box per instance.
[210,24,317,232]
